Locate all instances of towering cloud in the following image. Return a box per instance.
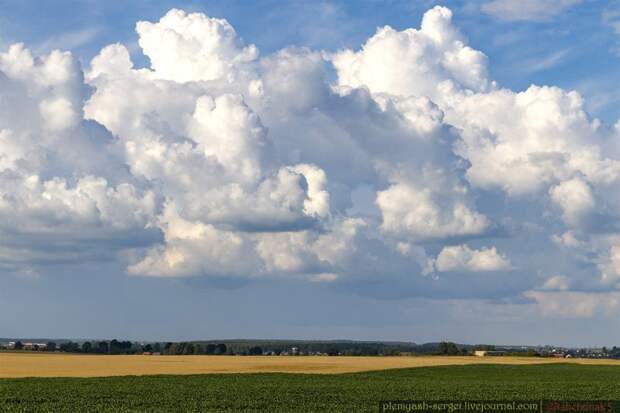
[0,6,619,316]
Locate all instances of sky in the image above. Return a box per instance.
[0,0,619,347]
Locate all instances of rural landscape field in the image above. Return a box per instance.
[3,0,620,411]
[3,352,620,378]
[3,353,620,411]
[2,357,620,412]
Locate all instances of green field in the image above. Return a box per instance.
[2,364,619,412]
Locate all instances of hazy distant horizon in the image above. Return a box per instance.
[1,0,620,347]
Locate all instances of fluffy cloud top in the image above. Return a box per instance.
[136,9,258,83]
[1,5,619,318]
[332,6,493,99]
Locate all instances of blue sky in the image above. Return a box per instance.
[1,0,620,346]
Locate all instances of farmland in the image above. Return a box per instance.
[2,364,620,412]
[3,352,620,378]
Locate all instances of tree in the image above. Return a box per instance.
[248,346,263,355]
[46,341,57,352]
[326,347,339,356]
[205,344,217,355]
[81,341,92,353]
[60,341,79,352]
[526,349,540,357]
[167,343,179,355]
[109,339,122,354]
[183,343,195,355]
[215,343,227,355]
[14,341,23,350]
[96,341,109,354]
[437,342,459,355]
[120,341,133,353]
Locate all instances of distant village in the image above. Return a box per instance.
[2,339,620,359]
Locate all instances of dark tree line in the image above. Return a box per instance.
[435,341,468,355]
[4,339,482,357]
[162,342,228,355]
[14,340,230,355]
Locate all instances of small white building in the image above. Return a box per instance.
[474,350,505,357]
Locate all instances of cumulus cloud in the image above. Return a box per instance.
[599,244,620,285]
[524,290,620,318]
[481,0,582,22]
[431,244,512,273]
[332,6,493,99]
[450,86,620,196]
[549,177,595,227]
[540,275,570,291]
[0,42,157,269]
[0,5,619,314]
[136,8,258,83]
[376,181,489,242]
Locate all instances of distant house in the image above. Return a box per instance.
[23,342,47,350]
[474,350,506,357]
[6,342,47,350]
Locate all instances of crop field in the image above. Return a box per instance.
[2,352,620,378]
[2,364,620,412]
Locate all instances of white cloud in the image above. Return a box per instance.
[35,27,101,53]
[523,49,570,73]
[432,244,512,272]
[187,93,266,182]
[376,181,489,242]
[0,3,619,309]
[128,204,259,278]
[549,177,595,227]
[287,164,330,219]
[309,273,338,283]
[524,290,620,318]
[39,97,78,131]
[599,244,620,285]
[540,275,570,291]
[332,6,493,100]
[481,0,582,22]
[0,43,157,271]
[551,231,584,248]
[450,86,620,196]
[136,8,258,83]
[603,8,620,35]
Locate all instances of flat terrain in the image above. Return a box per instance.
[2,352,620,377]
[2,364,620,412]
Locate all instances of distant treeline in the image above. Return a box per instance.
[4,340,229,355]
[2,339,476,356]
[3,339,619,358]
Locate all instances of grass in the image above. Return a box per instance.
[1,364,620,412]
